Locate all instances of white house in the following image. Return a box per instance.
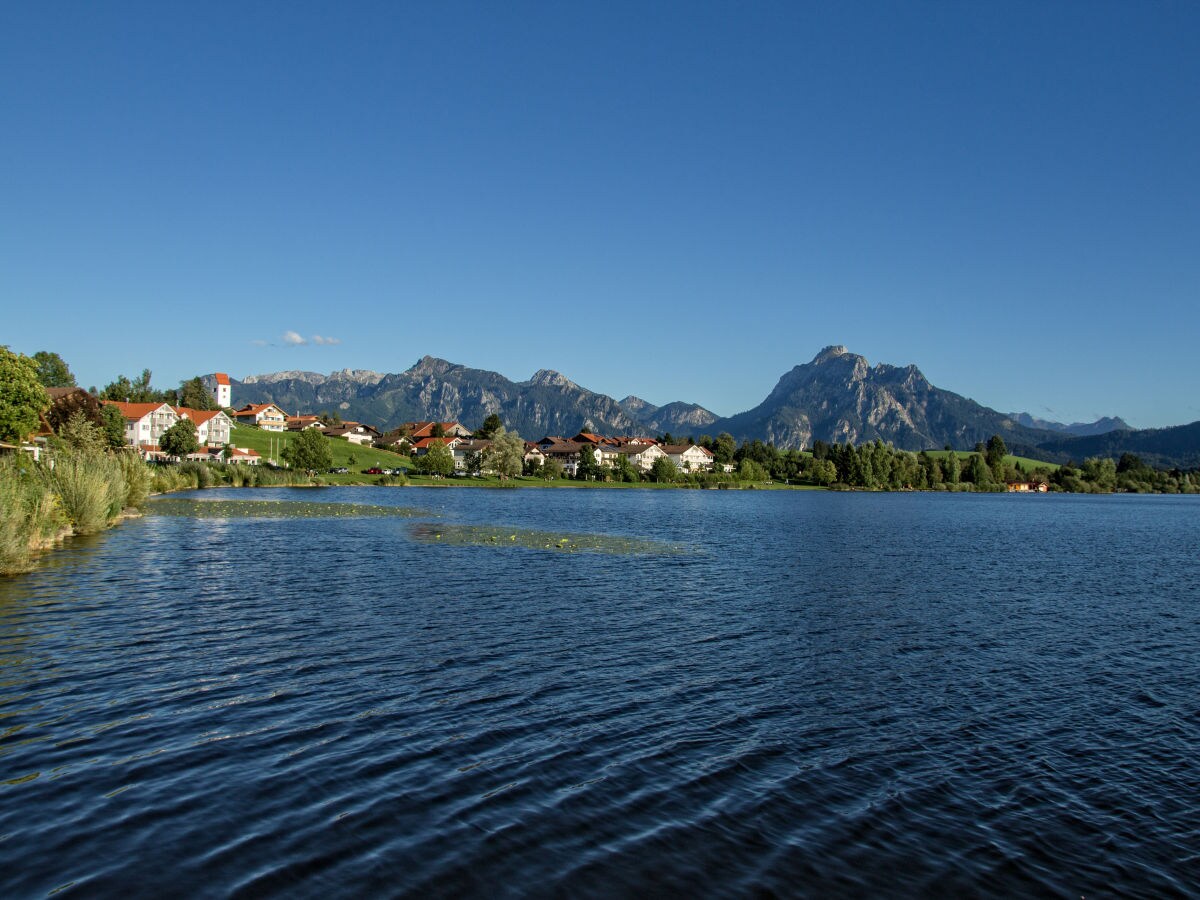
[614,443,667,472]
[176,407,233,447]
[104,401,179,452]
[324,422,383,446]
[660,444,715,472]
[211,373,232,409]
[452,439,494,473]
[232,403,288,431]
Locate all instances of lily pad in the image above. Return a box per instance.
[409,523,684,556]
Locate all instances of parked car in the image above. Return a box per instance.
[328,466,348,474]
[364,467,384,475]
[386,467,406,476]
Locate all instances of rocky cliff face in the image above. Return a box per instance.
[226,356,718,439]
[711,346,1059,451]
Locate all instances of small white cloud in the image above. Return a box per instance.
[311,335,342,346]
[282,330,307,346]
[251,339,269,347]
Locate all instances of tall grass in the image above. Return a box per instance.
[0,456,67,575]
[116,450,152,510]
[43,450,126,535]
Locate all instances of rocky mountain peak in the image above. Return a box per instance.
[619,395,657,417]
[328,368,385,385]
[241,370,326,385]
[528,369,577,390]
[813,344,849,362]
[407,356,454,378]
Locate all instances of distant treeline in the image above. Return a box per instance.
[685,431,1199,493]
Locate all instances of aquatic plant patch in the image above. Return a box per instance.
[149,499,431,519]
[409,522,686,555]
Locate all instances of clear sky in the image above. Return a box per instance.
[3,2,1197,428]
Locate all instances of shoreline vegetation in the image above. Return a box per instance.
[1,345,1195,574]
[3,436,1197,576]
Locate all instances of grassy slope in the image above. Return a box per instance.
[926,450,1060,472]
[230,425,411,484]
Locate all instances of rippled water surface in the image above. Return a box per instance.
[2,488,1199,897]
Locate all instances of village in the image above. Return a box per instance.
[93,373,721,478]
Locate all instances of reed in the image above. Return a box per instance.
[44,450,126,535]
[0,457,67,574]
[116,450,152,510]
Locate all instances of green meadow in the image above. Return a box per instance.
[925,450,1060,472]
[229,425,411,483]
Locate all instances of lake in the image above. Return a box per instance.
[1,488,1198,897]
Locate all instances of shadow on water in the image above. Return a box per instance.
[148,498,432,519]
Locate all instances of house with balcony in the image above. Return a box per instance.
[660,444,715,472]
[613,443,668,472]
[176,407,233,447]
[104,401,180,453]
[232,403,289,431]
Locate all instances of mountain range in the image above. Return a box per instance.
[211,346,1199,468]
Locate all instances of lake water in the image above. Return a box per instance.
[1,488,1198,897]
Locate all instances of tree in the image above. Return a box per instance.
[160,418,199,459]
[47,388,102,433]
[575,445,601,480]
[737,458,768,482]
[33,351,76,387]
[431,422,446,439]
[475,413,503,439]
[101,369,157,403]
[57,411,108,455]
[985,434,1008,473]
[100,404,127,449]
[0,347,51,444]
[416,441,455,477]
[485,427,524,479]
[282,427,333,473]
[967,453,991,486]
[612,454,640,483]
[650,456,678,483]
[943,451,961,485]
[178,377,217,411]
[807,458,837,485]
[711,432,736,467]
[540,457,564,480]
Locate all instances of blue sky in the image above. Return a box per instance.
[3,2,1197,428]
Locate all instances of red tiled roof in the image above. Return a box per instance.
[407,421,462,439]
[234,403,286,416]
[175,407,223,426]
[105,400,174,420]
[214,373,231,386]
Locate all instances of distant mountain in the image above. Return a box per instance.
[1028,421,1200,470]
[710,346,1060,452]
[210,347,1199,467]
[219,357,717,439]
[1007,412,1130,437]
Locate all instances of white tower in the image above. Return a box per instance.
[212,373,231,408]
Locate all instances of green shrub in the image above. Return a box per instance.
[179,461,210,489]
